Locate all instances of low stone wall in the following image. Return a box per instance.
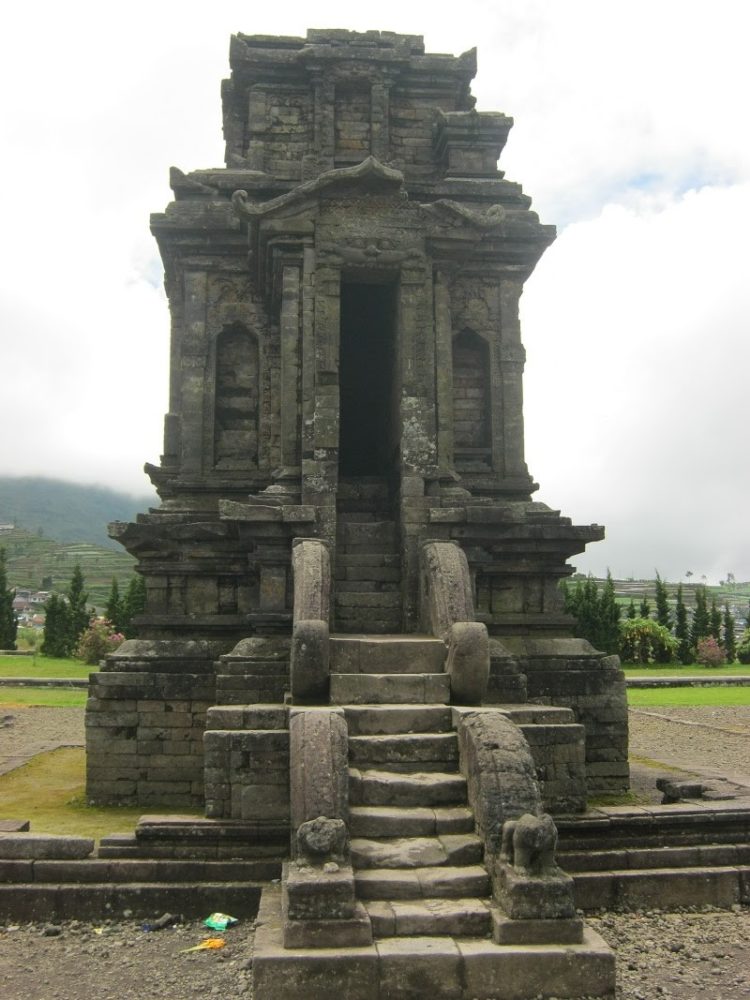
[500,638,630,796]
[85,640,226,808]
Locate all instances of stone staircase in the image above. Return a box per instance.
[253,633,615,998]
[344,702,493,940]
[334,477,402,634]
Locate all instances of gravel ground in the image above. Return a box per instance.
[0,708,85,775]
[1,704,750,998]
[629,706,750,790]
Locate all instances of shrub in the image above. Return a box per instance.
[619,617,677,665]
[75,618,125,665]
[737,630,750,666]
[695,635,726,668]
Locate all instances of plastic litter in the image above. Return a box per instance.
[203,912,238,932]
[180,938,226,953]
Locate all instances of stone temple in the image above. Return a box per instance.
[87,29,628,998]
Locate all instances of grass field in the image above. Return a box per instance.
[0,687,87,707]
[0,655,94,678]
[0,748,148,839]
[628,686,750,707]
[622,663,749,676]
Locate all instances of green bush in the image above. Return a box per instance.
[619,617,677,665]
[737,630,750,666]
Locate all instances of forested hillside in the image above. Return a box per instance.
[0,476,155,549]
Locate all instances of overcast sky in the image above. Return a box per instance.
[2,0,748,583]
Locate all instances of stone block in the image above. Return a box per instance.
[492,911,584,945]
[0,834,94,860]
[377,936,462,1000]
[285,861,357,920]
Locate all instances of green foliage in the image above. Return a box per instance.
[709,599,722,642]
[639,597,651,618]
[626,600,637,620]
[695,635,726,667]
[41,593,72,657]
[67,563,89,649]
[690,585,711,648]
[654,573,672,631]
[120,574,146,638]
[674,584,692,664]
[618,617,677,665]
[562,572,620,655]
[723,605,736,663]
[0,547,18,650]
[105,578,122,632]
[75,618,125,665]
[737,629,750,666]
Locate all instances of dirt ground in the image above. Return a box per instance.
[1,704,750,998]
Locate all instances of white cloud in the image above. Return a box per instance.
[1,0,748,575]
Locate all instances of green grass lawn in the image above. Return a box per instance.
[0,655,95,678]
[0,686,87,707]
[622,663,750,676]
[0,748,148,839]
[628,685,750,707]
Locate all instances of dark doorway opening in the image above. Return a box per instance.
[339,281,397,477]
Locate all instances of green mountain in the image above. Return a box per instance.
[0,476,156,549]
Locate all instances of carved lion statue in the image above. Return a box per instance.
[499,812,558,877]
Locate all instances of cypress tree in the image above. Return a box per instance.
[639,596,651,619]
[121,575,147,638]
[709,599,722,642]
[724,605,737,663]
[690,585,710,648]
[106,578,122,632]
[626,599,637,620]
[67,563,90,650]
[0,547,17,650]
[596,571,621,655]
[654,573,672,630]
[42,593,72,657]
[675,584,692,665]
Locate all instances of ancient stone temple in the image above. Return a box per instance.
[87,28,626,997]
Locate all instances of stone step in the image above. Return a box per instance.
[334,618,405,635]
[349,768,467,807]
[253,888,616,1000]
[556,802,750,853]
[495,705,579,726]
[348,732,458,770]
[364,897,492,938]
[571,865,748,912]
[560,841,750,873]
[335,580,400,593]
[331,635,446,675]
[335,591,402,608]
[350,806,474,839]
[336,520,398,549]
[336,553,401,568]
[354,864,491,900]
[331,673,450,705]
[351,834,482,869]
[0,882,263,922]
[342,705,453,735]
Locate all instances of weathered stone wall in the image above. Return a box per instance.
[203,706,289,821]
[86,641,224,807]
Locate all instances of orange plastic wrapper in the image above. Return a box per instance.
[180,938,226,953]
